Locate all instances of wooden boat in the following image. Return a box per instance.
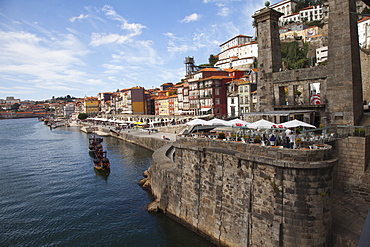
[93,150,110,171]
[88,134,110,174]
[88,135,103,158]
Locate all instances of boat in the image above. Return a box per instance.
[88,135,104,158]
[88,134,110,173]
[93,150,110,171]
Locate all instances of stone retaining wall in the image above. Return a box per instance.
[333,136,370,202]
[150,138,337,247]
[96,127,167,151]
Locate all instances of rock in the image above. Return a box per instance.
[138,177,148,186]
[142,180,151,189]
[143,170,149,178]
[147,200,160,213]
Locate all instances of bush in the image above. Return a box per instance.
[78,113,88,120]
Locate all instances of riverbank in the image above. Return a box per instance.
[75,120,370,247]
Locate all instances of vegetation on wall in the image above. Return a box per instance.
[281,41,310,69]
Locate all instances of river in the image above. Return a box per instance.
[0,118,215,247]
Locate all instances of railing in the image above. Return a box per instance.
[297,125,370,144]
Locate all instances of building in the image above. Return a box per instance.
[83,97,99,115]
[115,89,133,114]
[131,87,147,115]
[270,0,298,25]
[155,96,169,115]
[316,46,328,64]
[214,35,258,70]
[252,0,363,126]
[358,16,370,49]
[63,103,75,118]
[226,80,239,118]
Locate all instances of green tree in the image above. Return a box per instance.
[208,54,218,66]
[281,41,310,69]
[78,113,88,120]
[11,103,20,111]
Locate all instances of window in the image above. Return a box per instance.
[310,83,321,105]
[279,86,289,105]
[216,98,220,104]
[294,85,304,105]
[215,88,220,95]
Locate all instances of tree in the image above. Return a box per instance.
[11,103,20,111]
[208,55,218,66]
[78,113,88,120]
[281,41,310,69]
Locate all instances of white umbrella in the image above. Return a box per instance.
[247,119,276,129]
[280,119,316,128]
[206,118,229,125]
[186,119,208,125]
[227,119,250,127]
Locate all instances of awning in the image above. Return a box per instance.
[200,108,211,112]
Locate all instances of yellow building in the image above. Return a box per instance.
[155,96,169,115]
[83,97,99,115]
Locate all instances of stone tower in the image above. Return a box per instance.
[326,0,363,126]
[252,7,283,112]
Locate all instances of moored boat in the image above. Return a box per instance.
[88,134,110,174]
[88,135,104,158]
[93,150,110,171]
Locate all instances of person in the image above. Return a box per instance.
[269,135,276,146]
[288,132,296,149]
[285,128,292,148]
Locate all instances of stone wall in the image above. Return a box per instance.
[150,138,337,247]
[333,136,370,202]
[96,127,167,151]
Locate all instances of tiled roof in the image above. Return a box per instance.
[201,76,230,81]
[301,6,314,11]
[358,16,370,23]
[198,68,220,72]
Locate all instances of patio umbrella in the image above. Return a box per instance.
[186,119,208,125]
[280,119,316,128]
[247,119,276,129]
[206,118,229,125]
[227,119,250,127]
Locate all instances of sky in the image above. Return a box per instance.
[0,0,267,101]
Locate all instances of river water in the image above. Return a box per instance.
[0,118,215,247]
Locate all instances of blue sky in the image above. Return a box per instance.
[0,0,266,101]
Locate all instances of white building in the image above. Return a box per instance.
[270,0,298,25]
[215,35,258,70]
[298,5,325,23]
[358,17,370,49]
[316,46,328,65]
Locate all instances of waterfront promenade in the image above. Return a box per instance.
[74,120,370,246]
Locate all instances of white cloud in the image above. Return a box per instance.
[216,3,231,17]
[0,30,92,94]
[89,5,146,46]
[69,14,88,22]
[90,33,130,46]
[180,13,201,23]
